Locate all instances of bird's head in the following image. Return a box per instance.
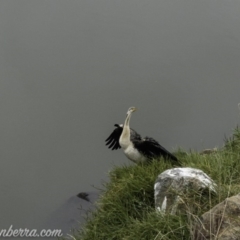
[126,107,137,116]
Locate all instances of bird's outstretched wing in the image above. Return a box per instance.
[105,124,123,150]
[105,124,142,150]
[133,137,178,162]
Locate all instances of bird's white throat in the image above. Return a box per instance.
[119,127,131,149]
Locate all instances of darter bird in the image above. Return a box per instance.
[105,107,179,163]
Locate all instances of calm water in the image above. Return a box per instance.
[0,0,240,236]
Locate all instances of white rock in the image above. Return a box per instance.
[154,167,217,214]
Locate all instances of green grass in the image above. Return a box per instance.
[65,127,240,240]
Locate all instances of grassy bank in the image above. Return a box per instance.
[66,127,240,240]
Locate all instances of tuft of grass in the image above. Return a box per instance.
[64,128,240,240]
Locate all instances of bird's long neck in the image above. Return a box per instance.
[124,112,131,130]
[119,112,132,148]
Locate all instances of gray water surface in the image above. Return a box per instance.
[0,0,240,235]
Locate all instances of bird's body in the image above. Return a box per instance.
[105,107,178,163]
[121,137,147,163]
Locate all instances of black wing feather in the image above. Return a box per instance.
[105,124,123,150]
[133,137,178,162]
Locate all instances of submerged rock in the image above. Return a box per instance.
[154,167,217,214]
[42,191,99,237]
[77,192,91,202]
[193,193,240,240]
